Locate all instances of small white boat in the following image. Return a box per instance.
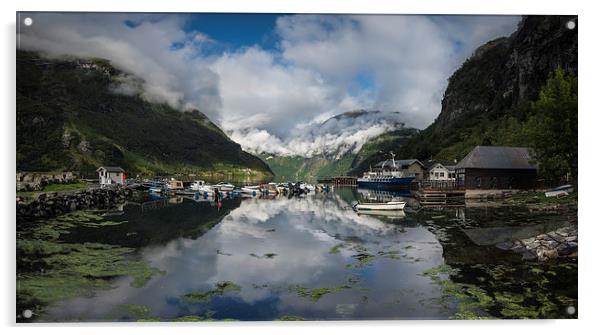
[300,183,315,192]
[240,186,260,195]
[545,184,574,197]
[190,180,214,193]
[215,182,235,192]
[354,201,406,211]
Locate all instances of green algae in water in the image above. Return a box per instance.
[119,304,152,318]
[182,281,242,302]
[17,212,164,319]
[329,243,346,254]
[346,253,376,269]
[290,284,366,302]
[420,262,578,319]
[17,241,164,316]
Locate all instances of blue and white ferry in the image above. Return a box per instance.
[357,152,415,190]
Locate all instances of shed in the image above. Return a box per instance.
[455,146,537,189]
[97,166,126,186]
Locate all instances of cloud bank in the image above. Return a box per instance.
[17,13,520,157]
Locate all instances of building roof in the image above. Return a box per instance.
[455,146,536,170]
[97,166,125,173]
[375,159,423,169]
[424,159,456,171]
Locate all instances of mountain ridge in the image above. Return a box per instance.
[16,50,273,180]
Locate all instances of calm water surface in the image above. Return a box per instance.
[21,188,578,321]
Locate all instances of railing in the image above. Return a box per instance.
[420,180,465,191]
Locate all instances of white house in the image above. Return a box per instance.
[428,162,456,181]
[97,166,126,186]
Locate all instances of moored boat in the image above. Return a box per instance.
[190,180,214,193]
[357,152,414,190]
[215,182,235,192]
[354,201,406,211]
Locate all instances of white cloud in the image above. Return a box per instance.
[17,13,520,157]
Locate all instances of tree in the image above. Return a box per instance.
[525,68,577,184]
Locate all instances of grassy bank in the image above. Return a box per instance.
[17,181,88,198]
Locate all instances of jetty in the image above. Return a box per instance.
[414,180,465,206]
[317,176,357,186]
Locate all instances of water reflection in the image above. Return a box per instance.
[45,191,446,321]
[39,188,577,321]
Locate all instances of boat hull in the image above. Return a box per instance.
[357,177,415,190]
[356,201,406,211]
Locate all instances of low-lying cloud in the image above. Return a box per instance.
[17,13,520,157]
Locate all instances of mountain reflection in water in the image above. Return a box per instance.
[39,188,576,321]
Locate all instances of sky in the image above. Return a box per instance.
[17,13,520,157]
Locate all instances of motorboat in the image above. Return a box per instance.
[215,182,235,192]
[190,180,214,193]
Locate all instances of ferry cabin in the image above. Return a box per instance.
[374,159,425,180]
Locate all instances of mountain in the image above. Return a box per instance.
[350,15,578,171]
[16,50,273,179]
[258,110,417,181]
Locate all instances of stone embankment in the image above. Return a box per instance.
[16,187,133,222]
[496,225,578,261]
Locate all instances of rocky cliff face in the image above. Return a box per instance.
[435,15,577,131]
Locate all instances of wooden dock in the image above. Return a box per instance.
[318,176,358,186]
[415,180,465,206]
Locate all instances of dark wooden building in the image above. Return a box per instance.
[455,146,537,190]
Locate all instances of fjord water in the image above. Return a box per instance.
[24,188,577,321]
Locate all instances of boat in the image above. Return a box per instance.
[215,182,235,192]
[354,201,406,211]
[190,180,214,193]
[545,184,574,197]
[357,152,415,190]
[240,185,260,195]
[299,183,315,192]
[166,178,185,191]
[146,181,165,193]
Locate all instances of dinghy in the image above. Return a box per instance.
[354,201,406,211]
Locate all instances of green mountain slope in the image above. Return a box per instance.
[351,15,578,170]
[260,152,356,182]
[16,50,273,179]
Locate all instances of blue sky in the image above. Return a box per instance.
[184,13,285,51]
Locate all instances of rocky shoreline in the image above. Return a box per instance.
[16,187,133,222]
[496,225,578,262]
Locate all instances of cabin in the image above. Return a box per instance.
[374,159,426,180]
[425,161,456,181]
[97,166,126,186]
[455,146,537,190]
[167,179,184,190]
